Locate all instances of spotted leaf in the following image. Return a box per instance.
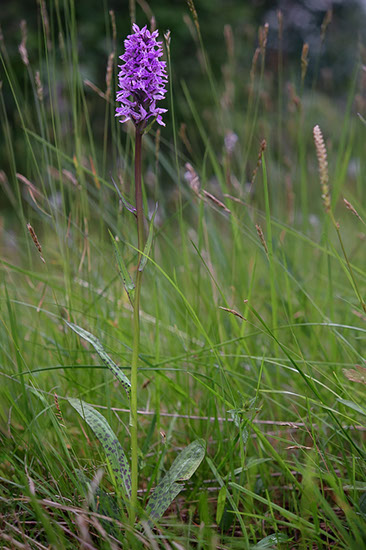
[69,398,131,498]
[65,321,131,397]
[146,439,205,523]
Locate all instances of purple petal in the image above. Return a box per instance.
[115,23,168,128]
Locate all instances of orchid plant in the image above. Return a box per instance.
[65,23,205,527]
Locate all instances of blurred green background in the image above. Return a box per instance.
[1,0,366,210]
[1,5,366,545]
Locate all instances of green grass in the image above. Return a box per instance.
[1,1,366,548]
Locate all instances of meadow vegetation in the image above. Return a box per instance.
[1,1,366,548]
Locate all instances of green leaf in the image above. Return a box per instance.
[216,485,227,525]
[343,482,366,491]
[359,492,366,516]
[111,177,137,214]
[143,116,158,135]
[251,533,291,548]
[138,204,157,272]
[219,503,235,532]
[228,409,249,444]
[69,399,131,498]
[109,231,135,304]
[65,321,131,398]
[207,457,247,538]
[337,398,366,416]
[146,439,205,523]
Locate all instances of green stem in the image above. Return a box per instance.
[330,211,366,314]
[135,130,144,265]
[130,128,144,524]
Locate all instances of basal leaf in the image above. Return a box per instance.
[69,398,131,498]
[166,438,206,481]
[146,439,205,523]
[65,321,131,397]
[138,204,157,272]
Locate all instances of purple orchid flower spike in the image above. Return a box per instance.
[116,23,168,132]
[114,23,169,524]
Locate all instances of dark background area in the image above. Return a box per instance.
[1,0,366,210]
[2,0,365,84]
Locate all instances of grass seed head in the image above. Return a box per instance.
[344,198,364,224]
[27,223,45,263]
[313,125,331,212]
[251,139,267,185]
[255,224,268,255]
[259,23,269,56]
[35,71,43,101]
[184,163,200,195]
[277,10,283,41]
[301,43,309,82]
[109,9,116,44]
[321,9,333,41]
[19,20,29,66]
[105,52,114,100]
[224,24,234,62]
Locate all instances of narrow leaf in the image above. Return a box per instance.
[359,492,366,515]
[139,204,158,272]
[143,116,158,135]
[111,176,136,214]
[109,231,135,304]
[69,398,131,498]
[146,439,205,523]
[216,485,227,525]
[228,409,249,444]
[251,533,291,548]
[337,397,366,416]
[65,321,131,397]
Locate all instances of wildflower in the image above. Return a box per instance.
[116,24,168,131]
[224,131,238,155]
